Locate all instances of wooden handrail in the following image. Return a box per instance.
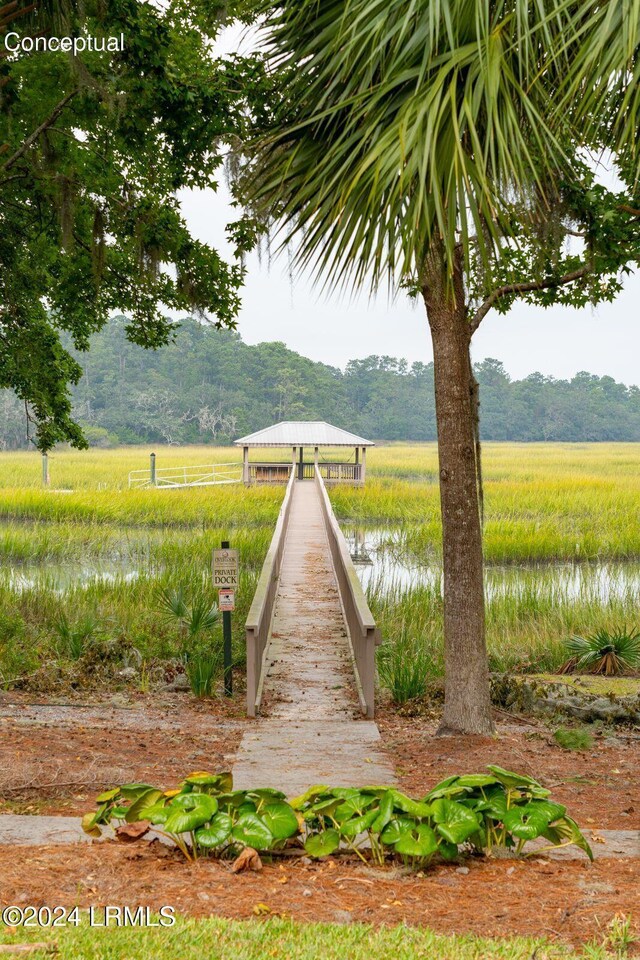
[245,467,296,716]
[314,466,380,718]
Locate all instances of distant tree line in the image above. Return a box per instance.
[1,316,639,448]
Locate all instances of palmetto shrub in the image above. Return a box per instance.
[157,586,220,696]
[562,629,640,676]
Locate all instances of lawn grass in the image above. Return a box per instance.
[0,916,612,959]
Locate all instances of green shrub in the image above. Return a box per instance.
[563,629,640,676]
[84,765,592,867]
[553,727,594,751]
[376,630,435,703]
[184,643,222,698]
[53,612,99,660]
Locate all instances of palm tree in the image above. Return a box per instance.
[239,0,639,734]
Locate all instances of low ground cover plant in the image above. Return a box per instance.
[562,630,640,676]
[84,766,593,866]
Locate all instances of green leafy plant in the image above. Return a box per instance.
[554,727,594,752]
[376,630,434,703]
[604,914,638,959]
[53,612,99,660]
[184,644,223,698]
[157,587,220,697]
[562,629,640,676]
[84,766,592,866]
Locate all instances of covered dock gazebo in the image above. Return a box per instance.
[234,421,374,486]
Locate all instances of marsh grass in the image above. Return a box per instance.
[331,442,640,562]
[1,443,639,697]
[0,448,277,691]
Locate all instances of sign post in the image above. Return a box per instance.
[213,542,238,696]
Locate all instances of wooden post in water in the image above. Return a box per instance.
[42,453,49,487]
[361,446,366,485]
[150,452,156,486]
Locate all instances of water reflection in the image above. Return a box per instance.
[0,560,144,593]
[344,527,640,602]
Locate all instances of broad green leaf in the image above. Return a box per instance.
[503,804,555,840]
[432,798,479,844]
[486,766,549,797]
[142,803,170,825]
[170,793,218,818]
[246,788,287,802]
[390,791,433,818]
[438,840,460,861]
[306,797,342,819]
[304,828,340,858]
[289,785,330,809]
[426,774,498,801]
[262,801,299,839]
[125,789,165,824]
[380,817,414,845]
[237,801,258,816]
[195,813,233,848]
[164,807,213,835]
[119,783,156,800]
[394,824,438,858]
[95,788,120,803]
[371,791,394,834]
[474,787,508,819]
[454,774,500,789]
[184,772,220,786]
[334,794,376,823]
[231,813,274,850]
[163,794,219,834]
[545,816,594,861]
[328,787,361,800]
[339,808,378,838]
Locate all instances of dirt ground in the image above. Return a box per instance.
[0,842,637,950]
[377,711,640,831]
[0,692,246,815]
[0,692,638,948]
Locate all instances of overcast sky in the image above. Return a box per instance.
[179,185,639,386]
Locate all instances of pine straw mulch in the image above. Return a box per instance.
[0,841,638,950]
[375,708,640,831]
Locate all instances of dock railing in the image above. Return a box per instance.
[245,466,296,716]
[314,466,381,718]
[128,462,242,489]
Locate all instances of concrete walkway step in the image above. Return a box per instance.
[232,719,396,796]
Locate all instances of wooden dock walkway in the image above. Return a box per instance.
[259,481,358,720]
[234,478,395,794]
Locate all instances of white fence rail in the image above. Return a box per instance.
[128,462,242,489]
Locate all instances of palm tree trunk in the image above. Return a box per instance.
[422,244,494,736]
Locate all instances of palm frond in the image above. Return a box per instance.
[244,0,639,290]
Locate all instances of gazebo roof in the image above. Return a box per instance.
[234,421,374,448]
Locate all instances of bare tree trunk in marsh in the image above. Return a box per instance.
[422,244,494,736]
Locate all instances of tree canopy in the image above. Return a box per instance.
[0,0,264,450]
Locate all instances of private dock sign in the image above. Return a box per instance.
[213,548,239,588]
